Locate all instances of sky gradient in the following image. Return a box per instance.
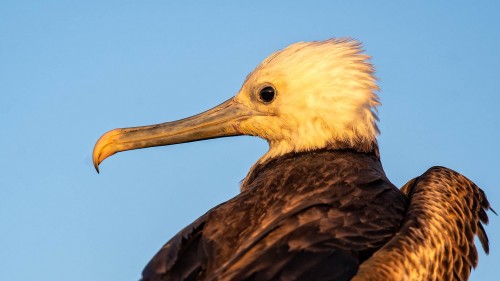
[1,1,499,280]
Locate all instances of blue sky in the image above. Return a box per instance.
[1,1,499,280]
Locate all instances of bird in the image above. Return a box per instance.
[93,38,493,281]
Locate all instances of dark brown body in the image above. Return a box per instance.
[141,149,492,281]
[142,149,408,281]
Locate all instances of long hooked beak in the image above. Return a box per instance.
[92,98,257,173]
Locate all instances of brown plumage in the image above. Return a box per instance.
[143,149,405,280]
[353,166,493,281]
[92,39,493,280]
[139,151,492,281]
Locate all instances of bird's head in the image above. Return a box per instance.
[93,38,380,172]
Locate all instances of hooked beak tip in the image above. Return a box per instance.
[92,151,101,173]
[94,162,100,174]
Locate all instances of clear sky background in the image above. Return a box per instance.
[1,1,499,280]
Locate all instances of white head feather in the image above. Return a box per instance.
[234,38,380,163]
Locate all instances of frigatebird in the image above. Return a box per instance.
[93,38,492,281]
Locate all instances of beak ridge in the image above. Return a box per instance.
[92,98,256,172]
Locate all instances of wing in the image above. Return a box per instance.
[353,166,494,281]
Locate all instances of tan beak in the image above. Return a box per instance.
[92,98,256,173]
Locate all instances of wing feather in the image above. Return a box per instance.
[353,166,493,281]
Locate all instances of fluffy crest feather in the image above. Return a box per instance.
[235,38,380,163]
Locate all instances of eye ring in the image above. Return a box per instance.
[258,86,276,103]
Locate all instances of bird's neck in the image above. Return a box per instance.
[258,139,380,166]
[240,143,380,191]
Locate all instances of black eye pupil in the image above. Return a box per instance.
[259,86,275,103]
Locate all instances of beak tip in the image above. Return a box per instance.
[93,158,101,174]
[92,149,102,174]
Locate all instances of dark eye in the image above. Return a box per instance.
[258,86,276,103]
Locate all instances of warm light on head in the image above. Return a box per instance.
[233,38,380,162]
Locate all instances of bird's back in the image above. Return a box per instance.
[142,149,407,281]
